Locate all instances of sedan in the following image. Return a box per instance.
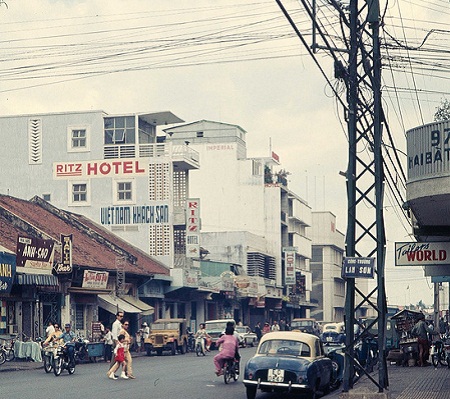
[236,326,258,347]
[243,331,335,399]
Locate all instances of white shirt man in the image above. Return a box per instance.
[111,311,124,345]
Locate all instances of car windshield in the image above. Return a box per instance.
[205,322,228,331]
[258,339,311,357]
[235,327,247,333]
[291,321,313,328]
[151,322,180,330]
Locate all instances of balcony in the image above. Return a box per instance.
[103,143,199,170]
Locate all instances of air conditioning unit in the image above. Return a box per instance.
[8,324,18,334]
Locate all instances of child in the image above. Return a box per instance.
[106,334,128,380]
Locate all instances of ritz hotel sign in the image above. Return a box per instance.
[53,159,147,179]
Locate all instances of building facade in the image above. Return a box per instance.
[164,120,314,325]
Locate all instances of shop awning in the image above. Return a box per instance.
[14,273,59,287]
[98,294,153,315]
[121,296,154,315]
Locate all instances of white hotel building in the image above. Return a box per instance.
[164,120,315,324]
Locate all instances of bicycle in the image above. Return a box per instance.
[1,335,18,362]
[223,358,239,384]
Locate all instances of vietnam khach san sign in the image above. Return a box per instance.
[342,257,375,278]
[395,242,450,266]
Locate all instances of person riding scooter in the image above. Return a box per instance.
[57,323,76,367]
[195,323,211,353]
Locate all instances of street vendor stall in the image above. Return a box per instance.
[390,309,423,366]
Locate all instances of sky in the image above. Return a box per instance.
[0,0,449,307]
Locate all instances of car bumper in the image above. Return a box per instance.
[243,379,309,390]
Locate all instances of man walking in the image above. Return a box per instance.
[110,311,124,369]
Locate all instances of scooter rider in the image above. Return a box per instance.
[195,323,211,352]
[57,323,76,366]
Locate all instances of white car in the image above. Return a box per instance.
[235,326,258,347]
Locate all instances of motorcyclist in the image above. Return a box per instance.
[195,323,211,352]
[213,325,240,376]
[57,323,76,366]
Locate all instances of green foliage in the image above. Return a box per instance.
[434,98,450,122]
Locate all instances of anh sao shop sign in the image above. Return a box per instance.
[395,242,450,266]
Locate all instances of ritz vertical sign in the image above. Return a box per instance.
[186,199,200,258]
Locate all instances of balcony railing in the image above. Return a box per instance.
[103,143,199,167]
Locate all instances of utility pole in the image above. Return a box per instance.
[276,0,388,392]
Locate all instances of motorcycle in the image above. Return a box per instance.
[53,344,75,376]
[195,336,206,356]
[42,342,58,373]
[186,331,195,353]
[74,337,89,363]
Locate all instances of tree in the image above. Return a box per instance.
[434,98,450,122]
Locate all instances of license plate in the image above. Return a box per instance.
[267,369,285,382]
[327,337,332,342]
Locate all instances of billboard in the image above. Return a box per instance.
[395,242,450,266]
[0,252,16,294]
[16,236,54,267]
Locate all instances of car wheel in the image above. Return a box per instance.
[246,386,257,399]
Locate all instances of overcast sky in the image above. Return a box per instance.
[1,0,448,306]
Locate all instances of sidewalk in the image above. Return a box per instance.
[328,363,450,399]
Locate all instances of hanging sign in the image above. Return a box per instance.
[342,257,375,278]
[0,252,16,294]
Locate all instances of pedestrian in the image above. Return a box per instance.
[262,322,270,335]
[106,334,128,380]
[271,320,280,332]
[411,313,434,366]
[254,322,262,341]
[279,319,286,331]
[119,320,136,379]
[46,321,55,338]
[103,327,113,362]
[110,311,124,369]
[135,328,142,353]
[439,317,447,337]
[142,322,150,352]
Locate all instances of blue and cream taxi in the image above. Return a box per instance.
[243,331,335,399]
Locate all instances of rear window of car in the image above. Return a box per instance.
[258,339,311,357]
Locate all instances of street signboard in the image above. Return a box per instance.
[342,257,375,278]
[395,242,450,266]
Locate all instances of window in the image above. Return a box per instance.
[73,184,87,202]
[196,131,204,138]
[104,116,136,144]
[67,125,90,152]
[75,304,84,330]
[42,194,51,202]
[72,129,86,147]
[68,181,90,206]
[117,182,132,200]
[113,179,135,205]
